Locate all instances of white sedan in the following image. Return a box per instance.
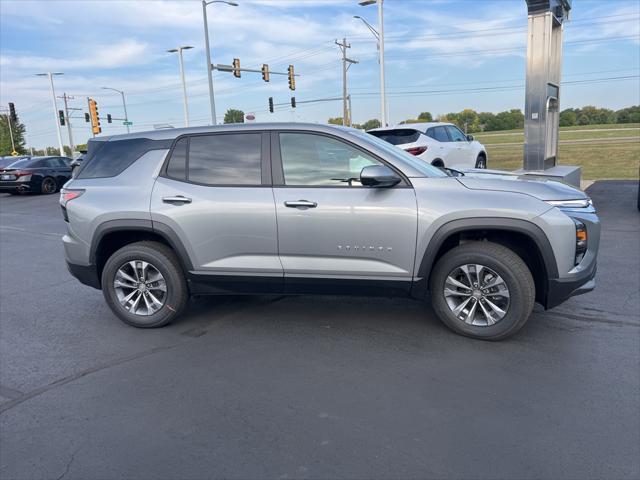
[367,122,488,170]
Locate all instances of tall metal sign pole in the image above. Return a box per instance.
[522,0,579,186]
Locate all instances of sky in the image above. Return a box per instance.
[1,0,639,149]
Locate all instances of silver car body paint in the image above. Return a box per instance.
[62,123,599,302]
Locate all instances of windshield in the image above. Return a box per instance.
[349,130,447,178]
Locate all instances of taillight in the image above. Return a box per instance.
[60,188,85,207]
[404,146,428,156]
[13,170,32,177]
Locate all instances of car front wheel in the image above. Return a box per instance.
[475,154,487,169]
[429,241,535,340]
[101,241,188,328]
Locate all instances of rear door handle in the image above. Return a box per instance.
[284,200,317,209]
[162,195,192,204]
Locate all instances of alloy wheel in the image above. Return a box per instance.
[42,178,56,194]
[113,260,167,316]
[443,263,510,326]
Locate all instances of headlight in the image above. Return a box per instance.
[573,219,588,266]
[546,198,593,209]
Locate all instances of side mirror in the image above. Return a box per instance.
[360,165,401,188]
[466,134,474,141]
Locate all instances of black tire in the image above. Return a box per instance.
[40,177,57,194]
[429,241,535,341]
[101,241,188,328]
[431,158,444,168]
[475,154,487,169]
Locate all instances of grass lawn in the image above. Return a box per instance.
[474,123,640,145]
[487,142,640,180]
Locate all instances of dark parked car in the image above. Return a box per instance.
[0,156,73,195]
[70,153,86,176]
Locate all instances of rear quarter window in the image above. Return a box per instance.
[368,129,421,145]
[78,138,172,179]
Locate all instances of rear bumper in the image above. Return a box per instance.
[66,261,101,289]
[0,182,30,191]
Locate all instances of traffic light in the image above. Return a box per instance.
[84,113,90,123]
[8,102,17,123]
[261,64,269,82]
[107,114,112,123]
[291,97,296,108]
[268,97,274,113]
[88,98,101,134]
[58,110,65,126]
[287,65,295,91]
[233,58,241,78]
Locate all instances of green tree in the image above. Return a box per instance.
[615,105,640,123]
[457,109,480,133]
[328,117,343,125]
[0,113,26,156]
[478,112,496,131]
[577,114,590,125]
[223,108,245,124]
[559,109,577,127]
[361,119,381,130]
[417,112,433,122]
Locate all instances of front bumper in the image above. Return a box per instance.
[543,206,600,309]
[546,260,597,309]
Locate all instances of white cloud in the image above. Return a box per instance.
[1,40,151,71]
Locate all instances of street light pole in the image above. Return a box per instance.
[102,87,130,133]
[168,46,194,127]
[358,0,387,127]
[378,0,387,127]
[36,72,65,156]
[202,0,238,125]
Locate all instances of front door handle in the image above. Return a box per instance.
[284,200,317,209]
[162,195,192,204]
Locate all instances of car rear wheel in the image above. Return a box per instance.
[429,241,535,340]
[40,177,57,194]
[101,241,188,328]
[475,154,487,169]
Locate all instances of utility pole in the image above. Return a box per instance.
[335,38,358,127]
[60,93,75,155]
[3,107,16,153]
[36,72,65,156]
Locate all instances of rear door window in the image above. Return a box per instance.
[426,126,450,142]
[186,133,262,186]
[368,129,421,145]
[166,137,187,181]
[78,138,172,179]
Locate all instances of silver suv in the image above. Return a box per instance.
[61,123,599,340]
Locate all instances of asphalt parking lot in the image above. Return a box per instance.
[1,180,639,480]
